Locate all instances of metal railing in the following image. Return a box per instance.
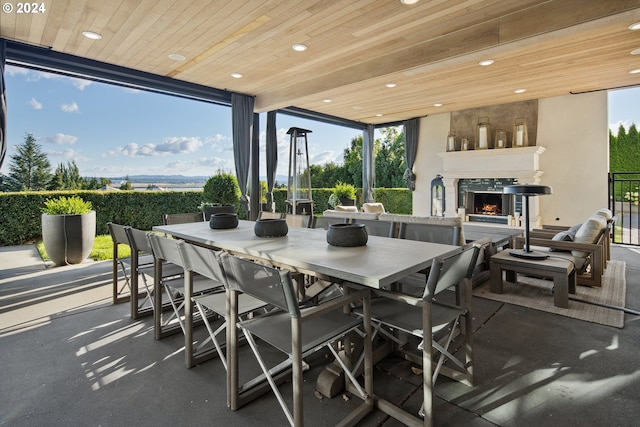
[609,172,640,245]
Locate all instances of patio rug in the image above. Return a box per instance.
[473,260,626,328]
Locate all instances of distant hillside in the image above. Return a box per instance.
[110,175,208,185]
[107,174,291,186]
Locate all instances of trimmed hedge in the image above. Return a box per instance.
[0,188,412,246]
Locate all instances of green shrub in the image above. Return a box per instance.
[202,171,241,207]
[332,181,356,199]
[42,195,93,215]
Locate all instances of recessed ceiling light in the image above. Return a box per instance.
[323,99,332,103]
[400,0,420,4]
[376,113,384,117]
[433,103,443,107]
[631,48,640,55]
[628,22,640,30]
[230,72,243,78]
[514,88,526,94]
[168,53,186,61]
[385,83,397,88]
[82,31,102,40]
[292,44,307,52]
[629,68,640,74]
[478,59,494,66]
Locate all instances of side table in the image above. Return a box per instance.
[489,250,576,308]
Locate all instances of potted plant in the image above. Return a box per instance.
[201,171,241,220]
[332,181,357,207]
[41,195,96,265]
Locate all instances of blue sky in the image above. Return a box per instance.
[2,64,639,179]
[1,65,362,179]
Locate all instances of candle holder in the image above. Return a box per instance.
[461,137,471,151]
[494,128,507,149]
[446,131,457,152]
[512,117,528,147]
[475,116,491,150]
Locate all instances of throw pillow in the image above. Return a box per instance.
[550,230,573,251]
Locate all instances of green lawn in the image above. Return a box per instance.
[36,234,130,262]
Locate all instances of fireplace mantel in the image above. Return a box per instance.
[438,146,545,181]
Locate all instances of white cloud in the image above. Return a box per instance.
[119,142,158,157]
[47,148,88,161]
[156,136,203,154]
[72,79,92,90]
[61,102,80,113]
[28,98,43,110]
[206,134,231,144]
[42,133,78,145]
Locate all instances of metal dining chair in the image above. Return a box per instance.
[226,254,373,426]
[162,212,204,225]
[353,218,396,238]
[107,222,151,305]
[177,242,269,369]
[147,233,223,339]
[285,213,313,228]
[257,211,285,220]
[124,226,184,319]
[358,244,479,422]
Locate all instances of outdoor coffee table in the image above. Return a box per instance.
[489,250,576,308]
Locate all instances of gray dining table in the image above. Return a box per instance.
[154,220,460,427]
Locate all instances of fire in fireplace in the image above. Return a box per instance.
[466,191,515,219]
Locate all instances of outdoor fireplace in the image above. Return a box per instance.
[466,191,515,223]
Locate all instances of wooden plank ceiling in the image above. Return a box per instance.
[2,0,640,124]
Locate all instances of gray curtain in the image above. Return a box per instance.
[265,111,278,211]
[403,118,419,191]
[362,124,375,203]
[231,93,255,214]
[0,40,7,169]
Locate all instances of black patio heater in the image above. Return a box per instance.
[503,184,552,260]
[286,127,313,215]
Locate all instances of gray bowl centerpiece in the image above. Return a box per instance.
[326,223,368,247]
[254,218,288,237]
[209,212,239,229]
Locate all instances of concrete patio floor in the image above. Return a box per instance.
[1,244,639,426]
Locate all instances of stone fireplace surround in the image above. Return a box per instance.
[437,146,546,227]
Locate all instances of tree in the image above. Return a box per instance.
[50,160,84,190]
[6,133,52,191]
[342,135,363,187]
[119,175,133,190]
[375,127,406,188]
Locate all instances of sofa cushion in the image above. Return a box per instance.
[322,210,380,220]
[571,215,606,258]
[334,205,358,212]
[362,202,385,213]
[378,214,465,245]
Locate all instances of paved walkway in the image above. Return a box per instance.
[1,244,639,426]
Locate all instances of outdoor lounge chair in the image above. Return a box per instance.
[517,209,615,287]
